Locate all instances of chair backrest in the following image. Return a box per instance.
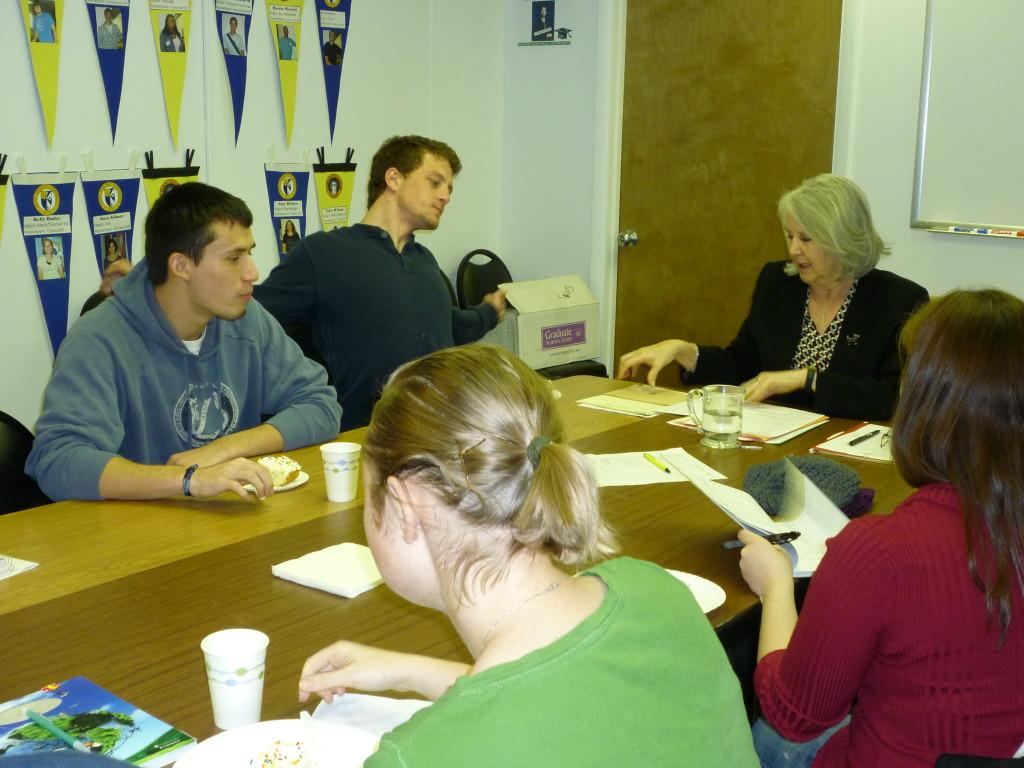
[0,410,50,514]
[456,249,512,309]
[438,267,458,307]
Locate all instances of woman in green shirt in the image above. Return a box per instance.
[298,345,757,767]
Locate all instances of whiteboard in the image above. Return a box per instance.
[911,0,1024,232]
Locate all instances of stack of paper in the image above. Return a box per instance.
[669,401,828,444]
[272,542,383,598]
[679,457,849,576]
[577,384,689,417]
[812,423,892,462]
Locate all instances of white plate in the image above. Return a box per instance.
[666,569,727,614]
[244,471,310,494]
[276,470,310,492]
[174,718,378,768]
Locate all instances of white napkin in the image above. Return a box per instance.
[272,543,383,598]
[0,555,38,581]
[313,693,432,738]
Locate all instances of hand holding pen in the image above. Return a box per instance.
[722,530,800,550]
[735,528,797,597]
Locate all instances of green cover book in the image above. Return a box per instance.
[0,676,194,766]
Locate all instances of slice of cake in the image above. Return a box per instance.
[258,455,302,488]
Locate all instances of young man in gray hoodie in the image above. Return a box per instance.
[28,183,341,502]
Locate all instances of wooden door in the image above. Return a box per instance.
[615,0,843,383]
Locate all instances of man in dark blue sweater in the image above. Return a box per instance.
[254,135,507,430]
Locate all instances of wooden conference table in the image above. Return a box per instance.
[0,376,912,740]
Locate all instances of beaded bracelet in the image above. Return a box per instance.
[183,463,199,497]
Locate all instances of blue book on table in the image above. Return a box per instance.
[0,676,194,766]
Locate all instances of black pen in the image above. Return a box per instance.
[848,429,881,446]
[722,531,801,549]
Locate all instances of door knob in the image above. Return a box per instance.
[617,230,638,247]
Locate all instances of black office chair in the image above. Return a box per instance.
[439,267,458,307]
[456,249,512,309]
[0,410,50,514]
[537,359,609,380]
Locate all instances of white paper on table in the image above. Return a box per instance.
[656,401,691,416]
[579,385,691,417]
[272,542,383,598]
[606,384,689,408]
[586,447,726,487]
[0,555,38,581]
[812,423,892,462]
[738,402,829,441]
[577,394,660,417]
[313,693,431,739]
[682,460,848,576]
[668,401,827,444]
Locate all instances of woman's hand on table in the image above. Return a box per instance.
[617,339,698,385]
[299,640,471,703]
[741,369,806,403]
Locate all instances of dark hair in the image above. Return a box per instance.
[892,289,1024,638]
[366,135,462,208]
[364,345,616,600]
[144,182,252,285]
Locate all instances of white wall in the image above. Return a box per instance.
[0,0,505,429]
[501,0,624,373]
[833,0,1024,296]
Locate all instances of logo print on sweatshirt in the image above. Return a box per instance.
[174,383,240,446]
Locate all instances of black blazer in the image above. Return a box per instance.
[688,261,928,420]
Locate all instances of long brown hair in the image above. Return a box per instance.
[892,289,1024,635]
[364,345,616,601]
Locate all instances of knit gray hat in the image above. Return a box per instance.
[744,456,861,516]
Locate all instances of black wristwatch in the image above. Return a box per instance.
[804,365,817,393]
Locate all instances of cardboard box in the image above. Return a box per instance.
[479,274,600,369]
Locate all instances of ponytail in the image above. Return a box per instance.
[515,441,616,566]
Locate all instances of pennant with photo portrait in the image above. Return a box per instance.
[312,147,355,231]
[81,170,141,278]
[267,0,305,145]
[12,171,78,355]
[264,164,310,260]
[216,0,254,144]
[141,149,199,208]
[149,0,191,147]
[314,0,352,141]
[86,0,130,140]
[20,0,64,146]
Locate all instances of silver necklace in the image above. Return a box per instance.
[480,575,569,650]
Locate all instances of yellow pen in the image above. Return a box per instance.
[642,452,671,474]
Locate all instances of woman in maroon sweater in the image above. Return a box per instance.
[738,289,1024,767]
